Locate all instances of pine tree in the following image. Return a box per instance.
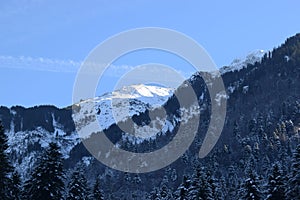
[185,167,214,200]
[186,169,202,199]
[0,121,13,199]
[241,171,261,200]
[227,165,238,198]
[133,174,141,185]
[91,176,104,200]
[197,170,213,200]
[206,170,223,199]
[286,144,300,199]
[157,184,173,200]
[174,175,191,200]
[66,165,90,200]
[24,142,65,200]
[147,187,159,200]
[266,162,285,200]
[10,171,22,200]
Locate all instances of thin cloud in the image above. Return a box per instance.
[0,55,194,80]
[0,55,138,77]
[0,55,81,73]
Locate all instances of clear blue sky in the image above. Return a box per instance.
[0,0,299,108]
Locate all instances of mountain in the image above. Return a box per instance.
[73,84,174,139]
[0,33,300,199]
[0,84,173,178]
[220,49,266,74]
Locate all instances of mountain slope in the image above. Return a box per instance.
[0,33,299,199]
[0,84,174,177]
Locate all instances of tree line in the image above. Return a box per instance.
[0,122,104,200]
[1,115,300,200]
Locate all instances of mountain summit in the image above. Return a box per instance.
[220,49,266,74]
[72,84,174,138]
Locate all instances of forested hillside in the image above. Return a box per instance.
[0,33,299,199]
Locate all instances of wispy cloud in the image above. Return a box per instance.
[0,55,136,76]
[0,55,195,81]
[0,55,81,73]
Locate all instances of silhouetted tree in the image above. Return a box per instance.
[266,162,285,200]
[240,171,262,200]
[67,165,90,200]
[0,122,13,199]
[10,171,22,200]
[286,145,300,199]
[24,142,65,200]
[174,175,191,200]
[91,176,104,200]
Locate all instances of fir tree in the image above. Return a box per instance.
[286,144,300,199]
[174,175,191,200]
[206,170,223,199]
[185,167,214,200]
[186,169,202,199]
[0,122,13,199]
[155,184,173,200]
[226,165,238,198]
[24,142,65,200]
[66,165,90,200]
[197,170,214,200]
[91,176,104,200]
[241,171,261,200]
[10,171,22,200]
[266,162,285,200]
[133,174,141,185]
[147,187,159,200]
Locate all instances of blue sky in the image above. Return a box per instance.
[0,0,299,108]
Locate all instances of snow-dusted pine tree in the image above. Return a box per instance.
[240,171,262,200]
[174,175,191,200]
[146,187,159,200]
[197,170,214,200]
[91,176,104,200]
[286,144,300,199]
[0,122,13,199]
[24,142,65,200]
[266,162,285,200]
[66,165,90,200]
[186,168,203,199]
[158,184,173,200]
[206,170,223,199]
[10,171,22,200]
[226,165,238,198]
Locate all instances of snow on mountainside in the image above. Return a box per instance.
[6,121,80,178]
[220,49,266,74]
[4,84,174,178]
[220,49,267,96]
[3,51,269,179]
[73,84,174,138]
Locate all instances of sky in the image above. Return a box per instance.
[0,0,299,108]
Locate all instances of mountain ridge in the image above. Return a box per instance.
[0,33,299,199]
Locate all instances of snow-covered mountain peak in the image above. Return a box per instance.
[220,49,266,74]
[97,84,174,103]
[73,84,175,137]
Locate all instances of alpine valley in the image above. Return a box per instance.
[0,34,300,199]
